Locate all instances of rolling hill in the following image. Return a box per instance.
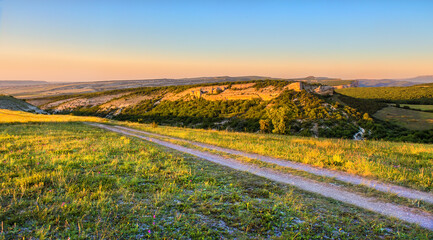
[336,83,433,104]
[24,80,367,139]
[0,95,45,113]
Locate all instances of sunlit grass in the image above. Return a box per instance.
[121,122,433,192]
[0,109,106,123]
[1,122,431,238]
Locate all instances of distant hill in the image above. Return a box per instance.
[357,79,420,87]
[25,80,369,139]
[357,75,433,87]
[1,75,432,99]
[336,83,433,104]
[0,95,45,113]
[402,75,433,83]
[0,76,280,99]
[0,80,48,87]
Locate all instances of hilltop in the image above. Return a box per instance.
[4,78,432,143]
[0,76,278,99]
[24,80,369,139]
[0,80,48,87]
[0,76,358,99]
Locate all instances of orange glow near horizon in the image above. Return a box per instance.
[1,47,432,82]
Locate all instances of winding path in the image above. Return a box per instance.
[112,125,433,205]
[87,123,433,230]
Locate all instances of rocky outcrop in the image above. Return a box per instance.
[314,85,334,95]
[285,82,304,91]
[42,81,341,113]
[334,80,359,89]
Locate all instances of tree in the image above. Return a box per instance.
[259,119,271,133]
[266,106,297,134]
[362,113,372,121]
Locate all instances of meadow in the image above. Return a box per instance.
[2,116,432,238]
[400,104,433,111]
[374,107,433,131]
[336,84,433,104]
[121,122,433,192]
[0,109,106,124]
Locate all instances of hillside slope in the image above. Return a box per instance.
[0,76,278,99]
[29,80,367,139]
[336,83,433,104]
[0,95,45,114]
[22,80,433,143]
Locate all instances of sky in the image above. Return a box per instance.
[0,0,432,82]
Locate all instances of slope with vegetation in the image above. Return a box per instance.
[31,80,368,140]
[336,83,433,104]
[0,95,45,114]
[335,83,433,142]
[20,80,433,143]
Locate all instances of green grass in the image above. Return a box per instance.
[1,122,432,238]
[374,107,433,131]
[336,84,433,104]
[119,122,433,192]
[134,130,433,213]
[400,104,433,111]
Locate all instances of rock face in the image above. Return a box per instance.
[286,82,304,91]
[314,85,334,95]
[334,80,359,89]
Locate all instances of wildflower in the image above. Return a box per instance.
[148,230,151,234]
[37,162,39,165]
[61,202,66,207]
[153,222,155,225]
[153,215,156,218]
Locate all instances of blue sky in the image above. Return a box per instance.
[0,0,432,81]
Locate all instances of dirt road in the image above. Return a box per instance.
[112,125,433,205]
[87,123,433,230]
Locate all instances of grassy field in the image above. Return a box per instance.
[2,121,432,237]
[374,107,433,131]
[336,84,433,104]
[400,104,433,111]
[121,122,433,192]
[0,109,106,123]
